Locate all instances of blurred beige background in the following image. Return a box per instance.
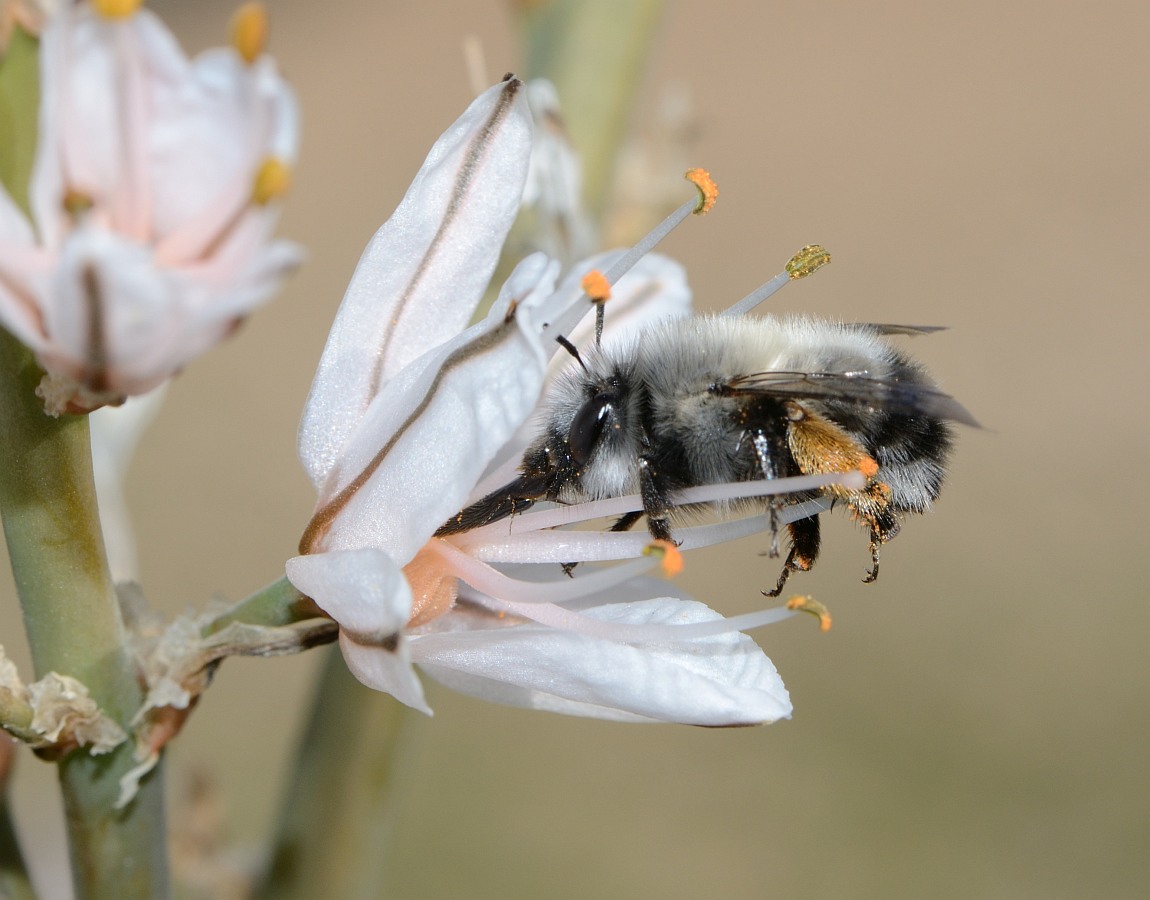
[3,0,1148,897]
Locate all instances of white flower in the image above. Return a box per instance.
[288,77,801,726]
[0,1,299,413]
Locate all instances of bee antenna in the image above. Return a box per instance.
[555,335,588,372]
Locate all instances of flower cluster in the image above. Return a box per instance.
[287,76,824,726]
[0,0,298,413]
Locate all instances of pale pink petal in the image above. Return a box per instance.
[411,598,792,725]
[298,77,533,490]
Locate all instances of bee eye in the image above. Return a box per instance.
[568,392,616,466]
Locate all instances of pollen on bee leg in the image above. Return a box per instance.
[786,595,833,632]
[230,2,269,65]
[857,456,880,479]
[403,544,459,629]
[684,168,718,215]
[723,244,832,317]
[643,539,684,577]
[252,157,292,205]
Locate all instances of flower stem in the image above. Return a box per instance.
[519,0,668,218]
[256,647,421,899]
[0,330,168,899]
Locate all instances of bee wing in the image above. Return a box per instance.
[856,323,948,336]
[728,370,979,426]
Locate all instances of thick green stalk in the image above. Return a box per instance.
[520,0,668,218]
[0,331,168,899]
[257,647,420,899]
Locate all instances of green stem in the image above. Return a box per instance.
[203,575,320,636]
[256,647,421,899]
[0,330,168,899]
[520,0,668,218]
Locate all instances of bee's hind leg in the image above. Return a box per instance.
[764,515,820,598]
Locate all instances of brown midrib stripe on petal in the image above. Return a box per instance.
[366,76,523,402]
[299,307,522,555]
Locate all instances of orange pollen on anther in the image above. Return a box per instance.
[230,2,269,64]
[786,595,833,633]
[684,168,718,215]
[403,543,459,629]
[92,0,144,19]
[857,456,880,479]
[643,539,684,577]
[252,157,291,204]
[581,269,611,303]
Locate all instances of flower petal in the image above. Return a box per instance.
[298,77,533,490]
[306,254,558,567]
[339,632,431,716]
[285,548,412,639]
[412,598,792,726]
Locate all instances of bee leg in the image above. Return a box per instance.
[638,456,676,544]
[862,537,881,584]
[764,515,820,597]
[610,510,644,533]
[853,493,899,585]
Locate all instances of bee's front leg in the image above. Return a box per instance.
[637,455,677,544]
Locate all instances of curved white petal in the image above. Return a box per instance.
[285,548,412,639]
[339,632,430,716]
[90,385,168,583]
[412,598,792,726]
[311,255,559,564]
[298,77,533,490]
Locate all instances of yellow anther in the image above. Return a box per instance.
[230,2,269,64]
[684,168,718,215]
[91,0,144,19]
[62,189,94,220]
[785,244,831,279]
[643,540,684,577]
[786,595,833,632]
[581,269,611,303]
[251,157,291,204]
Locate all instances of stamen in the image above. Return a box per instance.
[455,499,833,565]
[230,2,269,65]
[786,595,833,632]
[580,270,611,302]
[722,244,832,317]
[432,540,656,604]
[464,591,800,644]
[464,470,861,535]
[581,269,611,345]
[252,157,292,205]
[600,169,718,287]
[92,0,143,18]
[684,168,718,215]
[786,244,831,279]
[643,540,683,576]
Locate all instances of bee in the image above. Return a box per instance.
[436,314,973,595]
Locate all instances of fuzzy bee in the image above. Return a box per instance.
[437,313,973,595]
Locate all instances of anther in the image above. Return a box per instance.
[722,244,832,317]
[643,540,684,577]
[785,244,831,279]
[252,157,292,205]
[92,0,143,18]
[230,2,269,65]
[581,270,611,303]
[684,168,718,215]
[786,595,832,632]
